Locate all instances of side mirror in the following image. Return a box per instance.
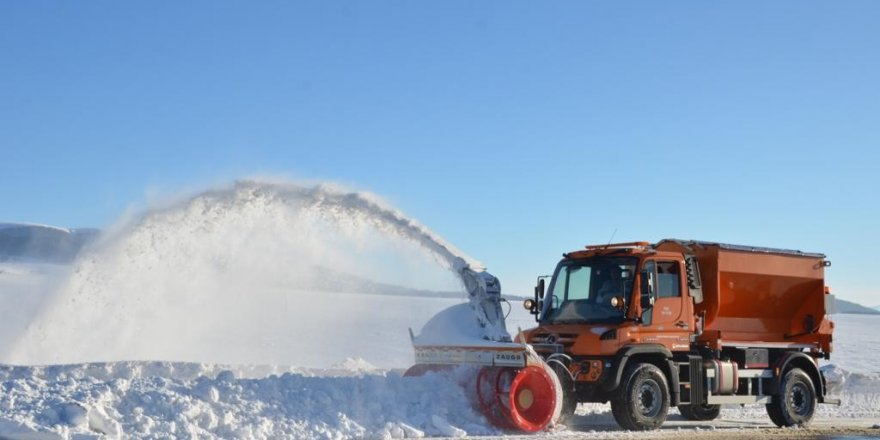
[530,279,546,319]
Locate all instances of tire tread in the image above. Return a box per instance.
[610,363,670,431]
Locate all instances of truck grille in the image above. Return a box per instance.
[530,332,578,348]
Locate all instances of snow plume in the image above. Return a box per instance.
[6,180,495,367]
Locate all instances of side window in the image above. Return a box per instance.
[566,266,591,301]
[656,261,681,298]
[551,266,568,301]
[550,266,592,302]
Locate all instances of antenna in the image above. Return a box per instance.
[604,228,618,249]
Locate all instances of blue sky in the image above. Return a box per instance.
[1,2,878,304]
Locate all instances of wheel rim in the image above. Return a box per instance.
[636,379,662,418]
[789,382,811,416]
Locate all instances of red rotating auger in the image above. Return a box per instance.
[475,365,558,432]
[406,344,562,433]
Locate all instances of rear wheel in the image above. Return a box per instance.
[678,403,721,421]
[766,368,816,427]
[611,363,669,431]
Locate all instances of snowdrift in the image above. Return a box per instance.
[0,361,498,440]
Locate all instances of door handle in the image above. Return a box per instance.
[675,321,688,328]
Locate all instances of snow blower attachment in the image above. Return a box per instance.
[407,264,563,433]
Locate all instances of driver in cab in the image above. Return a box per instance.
[596,265,629,305]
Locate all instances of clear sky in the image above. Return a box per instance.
[1,2,878,304]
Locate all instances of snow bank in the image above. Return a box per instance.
[819,364,880,418]
[0,362,497,440]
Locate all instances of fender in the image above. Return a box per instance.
[545,353,575,388]
[772,351,826,402]
[602,344,679,404]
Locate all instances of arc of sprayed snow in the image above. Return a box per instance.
[243,181,509,341]
[255,182,486,273]
[101,179,483,276]
[279,183,508,341]
[95,180,506,342]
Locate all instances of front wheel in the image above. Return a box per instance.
[678,403,721,421]
[611,363,670,431]
[766,368,816,427]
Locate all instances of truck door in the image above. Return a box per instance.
[638,259,692,351]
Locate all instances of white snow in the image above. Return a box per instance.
[0,362,498,440]
[1,317,879,440]
[4,181,502,367]
[413,303,515,348]
[0,180,519,439]
[820,313,880,374]
[589,327,609,335]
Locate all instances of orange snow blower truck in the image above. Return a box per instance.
[521,239,837,430]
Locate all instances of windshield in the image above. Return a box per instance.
[540,257,637,324]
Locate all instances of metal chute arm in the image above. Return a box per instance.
[457,266,511,343]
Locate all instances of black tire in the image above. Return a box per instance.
[610,363,670,431]
[550,362,577,423]
[678,403,721,421]
[765,368,817,427]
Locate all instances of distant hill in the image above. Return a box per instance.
[0,223,99,263]
[835,298,880,315]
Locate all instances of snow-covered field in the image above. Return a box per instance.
[1,181,878,439]
[1,315,878,440]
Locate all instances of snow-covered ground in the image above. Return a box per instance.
[1,181,878,439]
